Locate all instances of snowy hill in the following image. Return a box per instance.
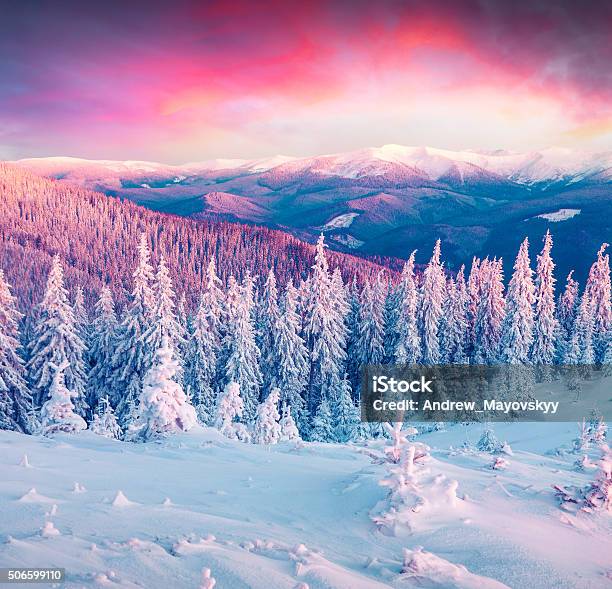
[1,424,610,588]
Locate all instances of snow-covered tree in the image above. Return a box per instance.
[557,271,579,362]
[214,381,245,440]
[500,238,534,364]
[419,240,446,364]
[440,268,468,364]
[331,374,360,443]
[310,398,334,442]
[585,244,611,363]
[279,402,301,442]
[112,234,155,421]
[477,423,502,453]
[185,258,225,420]
[395,251,421,364]
[127,336,197,441]
[257,269,281,395]
[0,269,32,432]
[27,255,87,414]
[268,281,308,423]
[91,396,122,439]
[224,272,262,421]
[40,360,87,435]
[86,286,117,411]
[472,258,505,364]
[303,235,347,411]
[142,256,185,373]
[253,387,282,445]
[466,257,482,355]
[356,272,385,367]
[531,231,558,366]
[565,292,594,368]
[72,286,89,347]
[583,444,611,512]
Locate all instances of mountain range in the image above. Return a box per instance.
[12,145,612,282]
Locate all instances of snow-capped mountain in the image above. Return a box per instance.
[11,145,612,282]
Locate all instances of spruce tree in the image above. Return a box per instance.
[0,269,32,432]
[585,244,611,363]
[531,231,558,367]
[331,374,360,443]
[395,251,421,364]
[112,234,155,422]
[184,264,224,424]
[440,268,469,364]
[27,255,87,415]
[310,398,334,442]
[472,258,506,364]
[128,337,197,441]
[356,273,385,368]
[224,272,262,421]
[269,281,308,425]
[500,238,535,364]
[303,235,347,411]
[557,271,579,362]
[86,286,118,411]
[419,240,446,364]
[257,269,281,395]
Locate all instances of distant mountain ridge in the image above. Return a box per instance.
[11,145,612,282]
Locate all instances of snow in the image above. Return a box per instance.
[1,424,611,588]
[322,213,359,230]
[13,146,612,187]
[535,208,581,222]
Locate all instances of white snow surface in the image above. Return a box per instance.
[535,209,582,222]
[322,213,360,230]
[1,424,611,588]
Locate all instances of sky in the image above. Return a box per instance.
[1,0,612,162]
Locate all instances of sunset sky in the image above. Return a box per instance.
[2,0,612,162]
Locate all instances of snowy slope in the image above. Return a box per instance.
[1,424,610,589]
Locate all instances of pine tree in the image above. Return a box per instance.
[0,269,32,432]
[184,273,223,424]
[440,268,468,364]
[565,292,595,367]
[253,387,282,445]
[356,272,385,368]
[142,256,185,373]
[303,235,347,411]
[27,255,87,414]
[473,258,505,364]
[269,281,308,424]
[279,402,301,441]
[466,257,482,356]
[224,272,262,421]
[585,244,611,363]
[40,360,87,435]
[345,276,362,391]
[531,231,558,366]
[557,271,579,362]
[86,286,118,411]
[382,279,401,364]
[500,238,534,364]
[214,381,245,440]
[128,336,197,441]
[91,396,122,439]
[112,234,155,422]
[419,240,446,364]
[395,251,421,364]
[477,423,502,453]
[310,398,334,442]
[331,375,360,443]
[73,286,90,347]
[257,269,280,395]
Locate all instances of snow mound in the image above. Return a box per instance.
[18,487,57,504]
[41,521,61,537]
[111,490,135,507]
[400,546,510,588]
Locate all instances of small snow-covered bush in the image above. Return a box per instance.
[214,381,246,440]
[91,396,122,439]
[280,402,301,442]
[477,424,502,454]
[253,388,282,445]
[40,361,87,436]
